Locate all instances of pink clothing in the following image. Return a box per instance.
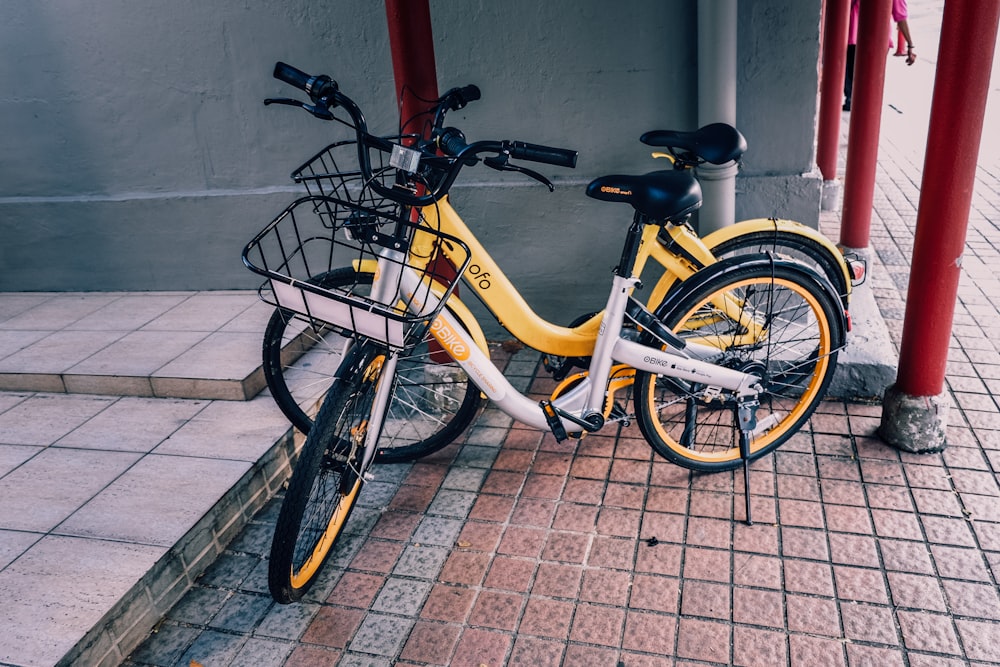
[847,0,908,45]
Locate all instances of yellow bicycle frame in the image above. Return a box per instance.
[412,196,844,356]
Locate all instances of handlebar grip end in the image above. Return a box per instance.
[437,127,470,157]
[462,84,482,103]
[274,62,338,101]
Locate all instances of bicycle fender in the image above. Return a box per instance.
[651,254,847,350]
[702,218,853,299]
[645,218,853,314]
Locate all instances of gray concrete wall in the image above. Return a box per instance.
[736,1,824,225]
[0,0,822,325]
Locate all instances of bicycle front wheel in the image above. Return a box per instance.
[262,268,483,463]
[268,343,387,603]
[634,258,844,472]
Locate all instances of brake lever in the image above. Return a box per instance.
[263,97,334,121]
[264,97,303,108]
[483,155,554,192]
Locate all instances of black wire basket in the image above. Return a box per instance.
[291,135,459,210]
[292,136,429,210]
[242,195,471,351]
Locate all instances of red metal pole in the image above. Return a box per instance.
[839,0,893,250]
[384,0,439,138]
[894,0,1000,397]
[384,0,455,364]
[816,0,851,181]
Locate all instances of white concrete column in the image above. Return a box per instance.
[697,0,739,234]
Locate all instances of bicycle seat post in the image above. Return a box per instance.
[616,212,651,279]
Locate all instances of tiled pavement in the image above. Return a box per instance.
[5,14,1000,666]
[123,131,1000,666]
[120,353,1000,667]
[119,41,1000,667]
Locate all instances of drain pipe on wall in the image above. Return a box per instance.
[696,0,739,234]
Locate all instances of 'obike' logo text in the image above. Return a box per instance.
[643,355,675,369]
[600,186,632,196]
[430,317,471,361]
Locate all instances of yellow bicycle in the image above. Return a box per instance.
[245,63,849,602]
[259,78,855,465]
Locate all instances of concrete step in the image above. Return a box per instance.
[0,292,304,666]
[0,292,273,401]
[828,277,898,400]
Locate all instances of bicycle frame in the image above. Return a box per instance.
[378,228,762,435]
[415,197,773,357]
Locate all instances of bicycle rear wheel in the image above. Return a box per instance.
[634,257,844,472]
[268,343,386,603]
[262,268,483,463]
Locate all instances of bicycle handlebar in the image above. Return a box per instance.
[435,127,577,169]
[273,61,336,99]
[509,141,579,169]
[439,84,482,113]
[270,62,577,206]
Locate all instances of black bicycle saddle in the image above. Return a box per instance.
[640,123,747,164]
[586,170,702,222]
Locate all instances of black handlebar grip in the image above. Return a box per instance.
[457,85,481,105]
[273,62,312,92]
[509,142,578,169]
[442,85,481,111]
[437,127,470,156]
[273,62,336,100]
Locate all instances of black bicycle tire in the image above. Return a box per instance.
[261,267,483,463]
[267,343,384,603]
[635,257,843,472]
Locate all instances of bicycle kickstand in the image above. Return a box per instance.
[736,399,760,526]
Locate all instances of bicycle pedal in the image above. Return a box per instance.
[538,400,569,442]
[701,386,723,402]
[542,354,568,378]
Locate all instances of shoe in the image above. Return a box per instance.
[842,101,851,111]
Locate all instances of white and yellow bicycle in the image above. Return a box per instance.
[258,77,856,466]
[245,63,848,603]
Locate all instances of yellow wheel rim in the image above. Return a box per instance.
[289,478,362,589]
[647,276,832,464]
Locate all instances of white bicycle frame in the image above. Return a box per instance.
[379,250,764,436]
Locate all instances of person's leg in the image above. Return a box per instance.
[844,44,856,110]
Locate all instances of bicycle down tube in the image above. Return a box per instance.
[396,253,761,434]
